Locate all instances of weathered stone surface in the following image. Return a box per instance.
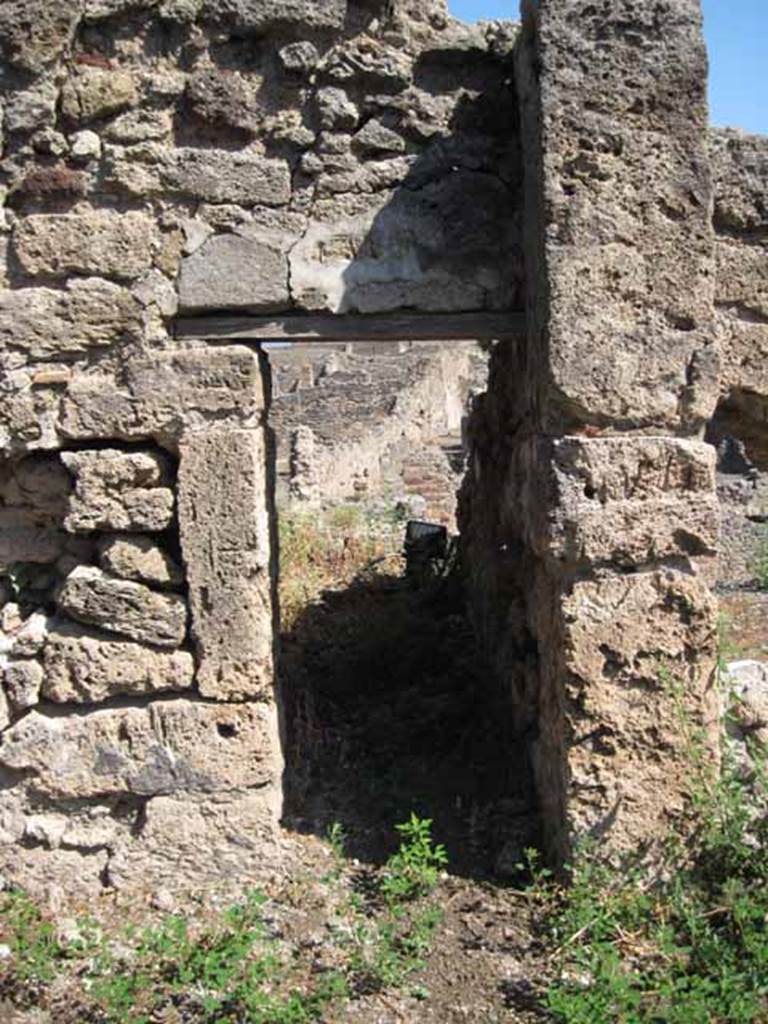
[0,279,140,361]
[278,41,320,74]
[41,623,194,703]
[716,239,768,320]
[200,0,346,31]
[3,659,43,711]
[14,212,159,282]
[725,660,768,745]
[61,449,175,533]
[290,176,519,312]
[57,567,187,649]
[98,535,183,587]
[534,437,719,570]
[0,699,278,798]
[177,229,291,313]
[167,150,291,205]
[0,518,66,571]
[186,69,260,134]
[533,569,719,861]
[59,347,266,448]
[61,68,139,123]
[352,119,406,155]
[106,790,284,892]
[516,0,718,432]
[10,612,49,658]
[0,1,78,70]
[711,129,768,232]
[110,148,291,206]
[316,87,359,131]
[178,428,273,700]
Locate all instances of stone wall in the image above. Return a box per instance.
[1,0,767,896]
[709,130,768,588]
[0,0,523,897]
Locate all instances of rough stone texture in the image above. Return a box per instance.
[461,0,721,867]
[0,279,140,361]
[57,566,187,648]
[201,0,347,32]
[61,67,138,123]
[59,347,266,450]
[534,437,719,573]
[14,212,159,282]
[178,229,291,313]
[708,130,768,592]
[61,449,175,533]
[0,698,278,798]
[725,660,768,746]
[41,623,194,703]
[536,570,718,855]
[98,535,183,586]
[0,1,78,70]
[3,659,44,712]
[515,0,718,434]
[178,428,273,700]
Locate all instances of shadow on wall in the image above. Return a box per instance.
[291,49,524,316]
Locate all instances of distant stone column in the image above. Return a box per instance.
[463,0,721,865]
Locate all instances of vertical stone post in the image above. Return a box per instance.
[465,0,722,866]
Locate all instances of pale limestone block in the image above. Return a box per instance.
[0,699,278,798]
[61,67,138,123]
[14,212,159,281]
[178,428,273,700]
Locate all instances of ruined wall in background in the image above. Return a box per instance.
[461,0,721,864]
[269,342,487,528]
[709,130,768,589]
[0,0,523,898]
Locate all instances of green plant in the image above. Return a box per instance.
[380,814,448,908]
[0,889,62,983]
[541,676,768,1024]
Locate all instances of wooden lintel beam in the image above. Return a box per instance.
[173,311,527,343]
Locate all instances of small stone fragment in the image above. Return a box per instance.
[11,612,49,658]
[726,660,768,743]
[69,129,102,161]
[4,659,43,711]
[57,566,187,649]
[42,622,194,703]
[316,87,359,131]
[352,119,405,155]
[279,41,319,74]
[61,68,138,123]
[98,535,183,587]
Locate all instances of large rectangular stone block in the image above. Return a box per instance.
[0,699,278,799]
[517,0,718,432]
[178,427,274,700]
[13,212,159,282]
[525,436,719,571]
[59,347,266,448]
[532,569,720,864]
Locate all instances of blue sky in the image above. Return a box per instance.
[447,0,767,135]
